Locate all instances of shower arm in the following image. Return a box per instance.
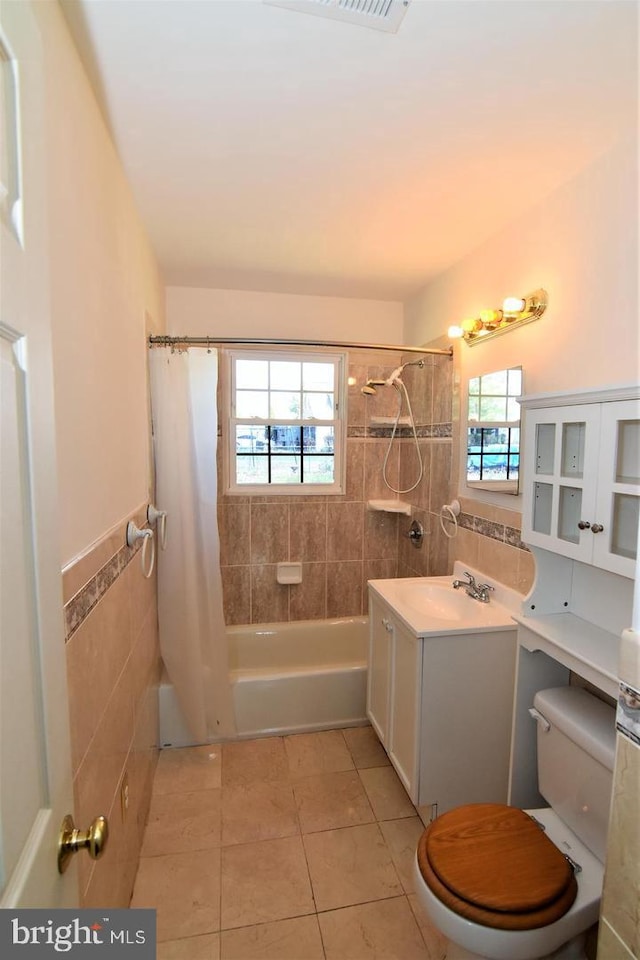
[363,358,426,395]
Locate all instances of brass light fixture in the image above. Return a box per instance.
[448,289,548,345]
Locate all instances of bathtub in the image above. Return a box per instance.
[158,616,369,746]
[230,616,369,737]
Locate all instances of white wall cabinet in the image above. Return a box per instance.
[367,588,517,815]
[521,392,639,578]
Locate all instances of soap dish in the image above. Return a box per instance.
[277,562,302,584]
[367,499,412,516]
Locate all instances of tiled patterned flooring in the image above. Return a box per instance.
[130,726,450,959]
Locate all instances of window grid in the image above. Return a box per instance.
[227,350,346,495]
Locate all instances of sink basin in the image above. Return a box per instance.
[393,580,480,621]
[368,575,517,636]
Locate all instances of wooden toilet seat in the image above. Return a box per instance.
[417,803,578,931]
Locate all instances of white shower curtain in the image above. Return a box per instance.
[149,347,236,742]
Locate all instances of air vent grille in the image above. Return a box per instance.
[264,0,410,34]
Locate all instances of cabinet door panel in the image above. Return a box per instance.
[388,619,422,803]
[522,405,600,561]
[367,596,392,746]
[593,400,640,577]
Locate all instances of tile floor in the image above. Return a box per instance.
[130,725,450,959]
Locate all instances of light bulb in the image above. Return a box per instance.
[503,296,526,315]
[447,325,463,339]
[461,317,482,333]
[479,309,502,328]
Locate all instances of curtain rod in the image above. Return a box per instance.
[148,335,453,357]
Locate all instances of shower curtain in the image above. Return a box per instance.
[149,347,236,742]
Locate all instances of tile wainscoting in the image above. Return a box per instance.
[62,505,161,907]
[449,496,535,596]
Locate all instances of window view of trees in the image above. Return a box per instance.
[229,352,344,493]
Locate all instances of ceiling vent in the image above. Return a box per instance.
[264,0,411,34]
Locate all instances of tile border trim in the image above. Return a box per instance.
[459,511,529,553]
[63,508,149,642]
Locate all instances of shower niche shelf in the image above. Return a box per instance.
[369,416,411,426]
[367,499,412,515]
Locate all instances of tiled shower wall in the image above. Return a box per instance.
[63,506,160,907]
[218,349,455,625]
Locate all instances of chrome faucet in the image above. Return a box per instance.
[452,571,495,603]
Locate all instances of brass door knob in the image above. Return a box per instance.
[58,814,109,874]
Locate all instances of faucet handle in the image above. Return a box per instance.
[462,571,476,584]
[477,582,494,592]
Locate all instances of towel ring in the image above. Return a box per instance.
[439,500,460,539]
[126,521,156,578]
[147,504,168,550]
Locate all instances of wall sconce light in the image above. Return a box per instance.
[448,289,548,345]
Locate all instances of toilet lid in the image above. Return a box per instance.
[417,804,578,931]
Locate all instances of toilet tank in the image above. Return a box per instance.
[533,685,616,862]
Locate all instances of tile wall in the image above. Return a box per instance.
[63,505,161,907]
[598,733,640,960]
[449,496,535,596]
[218,349,455,625]
[217,343,535,625]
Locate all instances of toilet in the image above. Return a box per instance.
[413,685,616,960]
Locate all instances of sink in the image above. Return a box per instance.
[369,575,517,636]
[393,580,483,621]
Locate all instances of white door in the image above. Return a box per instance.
[0,1,77,907]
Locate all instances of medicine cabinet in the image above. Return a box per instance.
[520,390,640,578]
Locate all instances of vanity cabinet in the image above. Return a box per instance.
[367,586,517,815]
[521,394,639,578]
[368,594,421,798]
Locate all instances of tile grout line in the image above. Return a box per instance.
[150,728,435,954]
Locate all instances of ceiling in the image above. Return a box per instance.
[61,0,638,301]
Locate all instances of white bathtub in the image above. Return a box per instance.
[230,616,369,738]
[158,616,369,746]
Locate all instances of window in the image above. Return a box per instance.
[226,349,346,495]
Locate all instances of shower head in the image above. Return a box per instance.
[361,378,386,396]
[361,360,425,395]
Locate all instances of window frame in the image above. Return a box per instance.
[224,348,347,496]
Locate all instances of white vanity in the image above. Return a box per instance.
[367,566,519,818]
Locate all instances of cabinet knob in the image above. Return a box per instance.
[577,520,591,530]
[591,523,604,534]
